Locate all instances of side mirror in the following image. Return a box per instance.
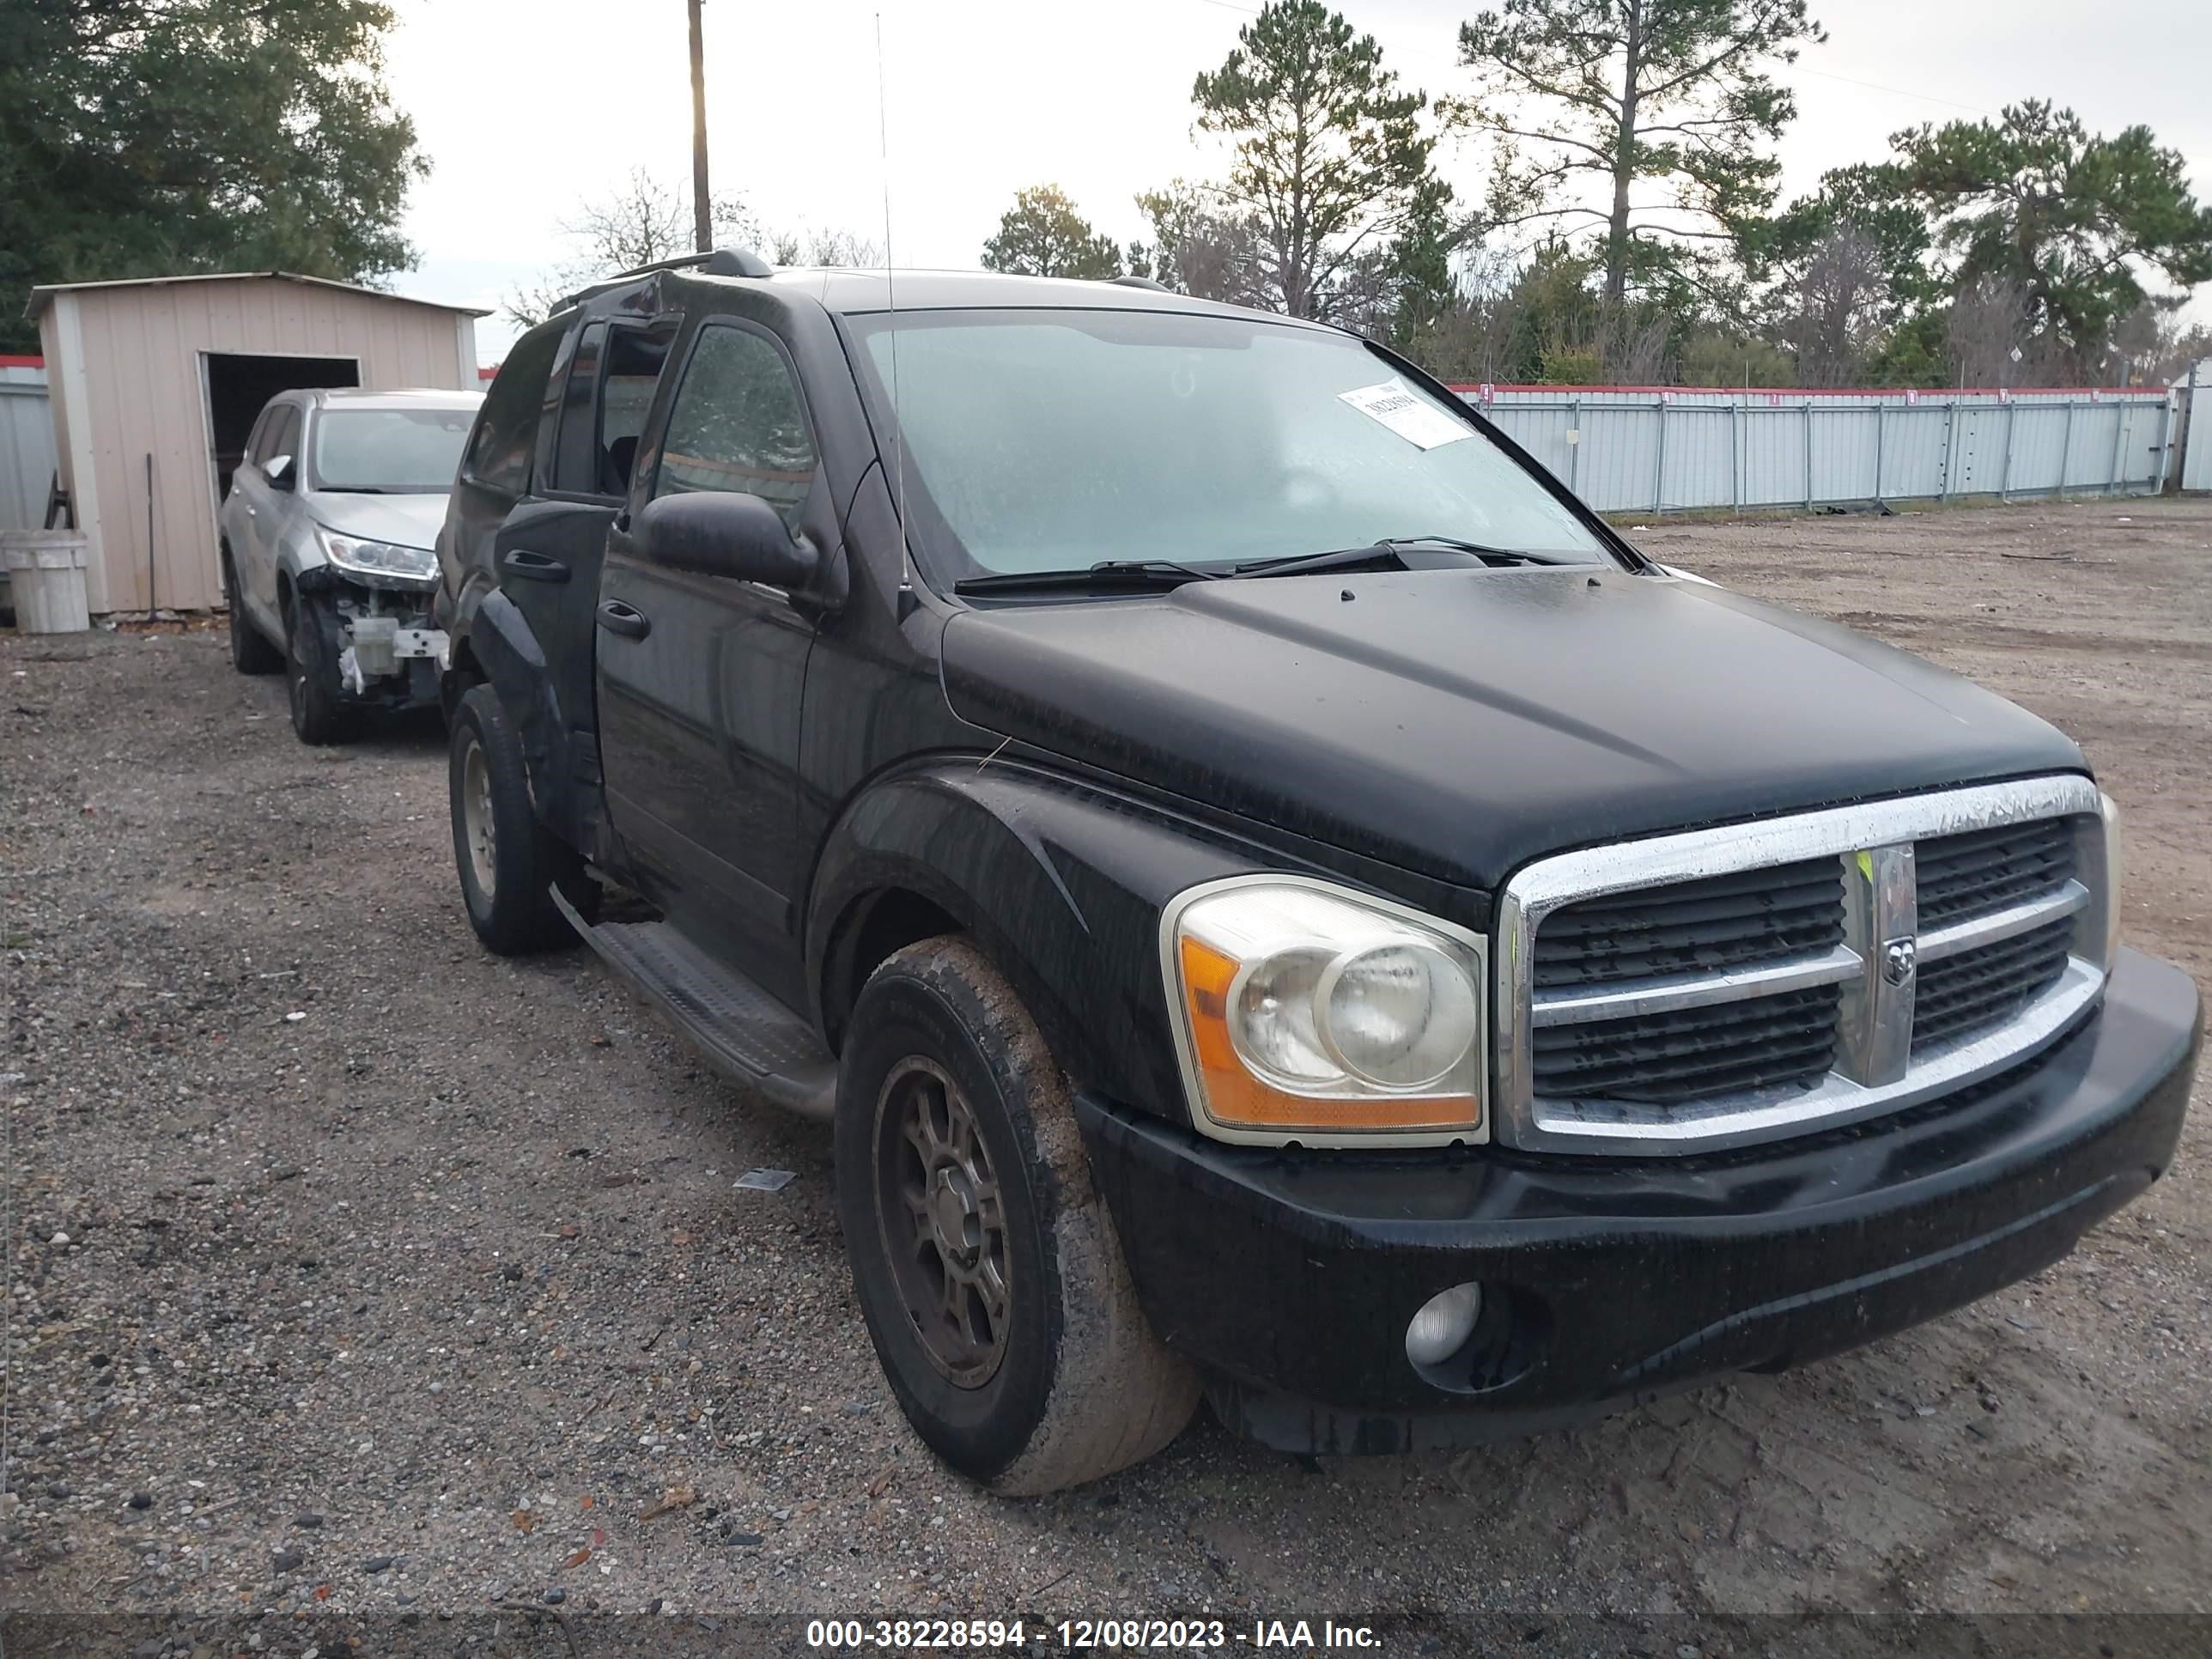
[264,454,296,489]
[635,491,817,590]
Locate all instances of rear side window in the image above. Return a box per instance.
[652,324,816,526]
[463,319,563,497]
[542,320,677,493]
[549,321,678,497]
[600,326,674,493]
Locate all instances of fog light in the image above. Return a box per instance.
[1405,1282,1484,1367]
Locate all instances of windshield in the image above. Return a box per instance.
[853,308,1610,581]
[313,408,474,492]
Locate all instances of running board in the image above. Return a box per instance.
[551,887,838,1120]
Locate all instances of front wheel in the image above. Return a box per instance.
[447,683,593,954]
[836,939,1200,1494]
[283,591,352,745]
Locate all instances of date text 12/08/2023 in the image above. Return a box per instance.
[803,1620,1384,1651]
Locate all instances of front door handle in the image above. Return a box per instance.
[503,548,570,584]
[597,599,650,640]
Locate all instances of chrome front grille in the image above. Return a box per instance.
[1532,859,1847,987]
[1911,917,2075,1054]
[1530,982,1842,1104]
[1917,817,2075,927]
[1531,860,1846,1103]
[1495,776,2116,1154]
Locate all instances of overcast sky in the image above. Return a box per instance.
[384,0,2212,362]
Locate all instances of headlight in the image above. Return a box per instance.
[1162,877,1486,1143]
[319,529,437,581]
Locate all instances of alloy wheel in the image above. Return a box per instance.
[873,1056,1011,1388]
[460,737,496,898]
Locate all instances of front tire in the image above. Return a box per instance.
[836,939,1200,1494]
[447,683,593,954]
[224,550,282,675]
[283,591,352,745]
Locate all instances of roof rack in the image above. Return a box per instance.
[563,246,774,307]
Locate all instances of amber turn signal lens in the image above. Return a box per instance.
[1177,937,1480,1134]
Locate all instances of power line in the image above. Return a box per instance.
[1790,63,1996,118]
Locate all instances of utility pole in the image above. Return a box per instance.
[688,0,712,253]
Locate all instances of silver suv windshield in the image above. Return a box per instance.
[852,307,1610,580]
[312,408,473,493]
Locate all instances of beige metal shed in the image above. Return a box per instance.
[28,272,487,614]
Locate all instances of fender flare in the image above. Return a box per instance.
[454,587,576,835]
[805,760,1283,1124]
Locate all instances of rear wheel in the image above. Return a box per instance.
[836,939,1200,1494]
[283,591,352,745]
[448,683,593,954]
[223,550,282,675]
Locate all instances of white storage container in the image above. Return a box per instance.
[1,531,92,634]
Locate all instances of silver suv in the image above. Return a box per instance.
[219,386,481,743]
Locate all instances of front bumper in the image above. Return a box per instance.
[295,566,442,710]
[337,620,446,698]
[1075,946,2200,1455]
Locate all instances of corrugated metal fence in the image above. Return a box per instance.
[1453,384,2173,516]
[1,360,58,532]
[2177,363,2212,495]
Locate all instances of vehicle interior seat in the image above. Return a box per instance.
[604,435,640,495]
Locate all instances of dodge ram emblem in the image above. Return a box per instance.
[1881,936,1917,988]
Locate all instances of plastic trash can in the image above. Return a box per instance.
[1,531,91,634]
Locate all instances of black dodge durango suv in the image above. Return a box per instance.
[432,250,2201,1493]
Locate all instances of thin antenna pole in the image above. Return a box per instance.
[875,11,909,593]
[688,0,712,254]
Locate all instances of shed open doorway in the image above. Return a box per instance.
[201,352,359,505]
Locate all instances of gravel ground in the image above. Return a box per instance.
[3,498,2209,1647]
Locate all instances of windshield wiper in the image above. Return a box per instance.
[1231,544,1409,580]
[1232,535,1577,580]
[954,559,1225,595]
[1377,533,1576,563]
[317,485,395,494]
[955,538,1585,594]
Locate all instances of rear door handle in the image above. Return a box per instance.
[503,548,569,584]
[596,599,650,640]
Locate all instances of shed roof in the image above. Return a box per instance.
[25,270,489,320]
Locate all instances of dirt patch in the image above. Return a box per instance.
[3,500,2207,1632]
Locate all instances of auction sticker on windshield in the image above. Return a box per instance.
[1337,380,1474,450]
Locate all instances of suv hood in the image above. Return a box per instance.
[304,490,449,550]
[940,568,2085,892]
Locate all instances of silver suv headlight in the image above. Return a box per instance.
[1160,876,1488,1145]
[318,528,436,582]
